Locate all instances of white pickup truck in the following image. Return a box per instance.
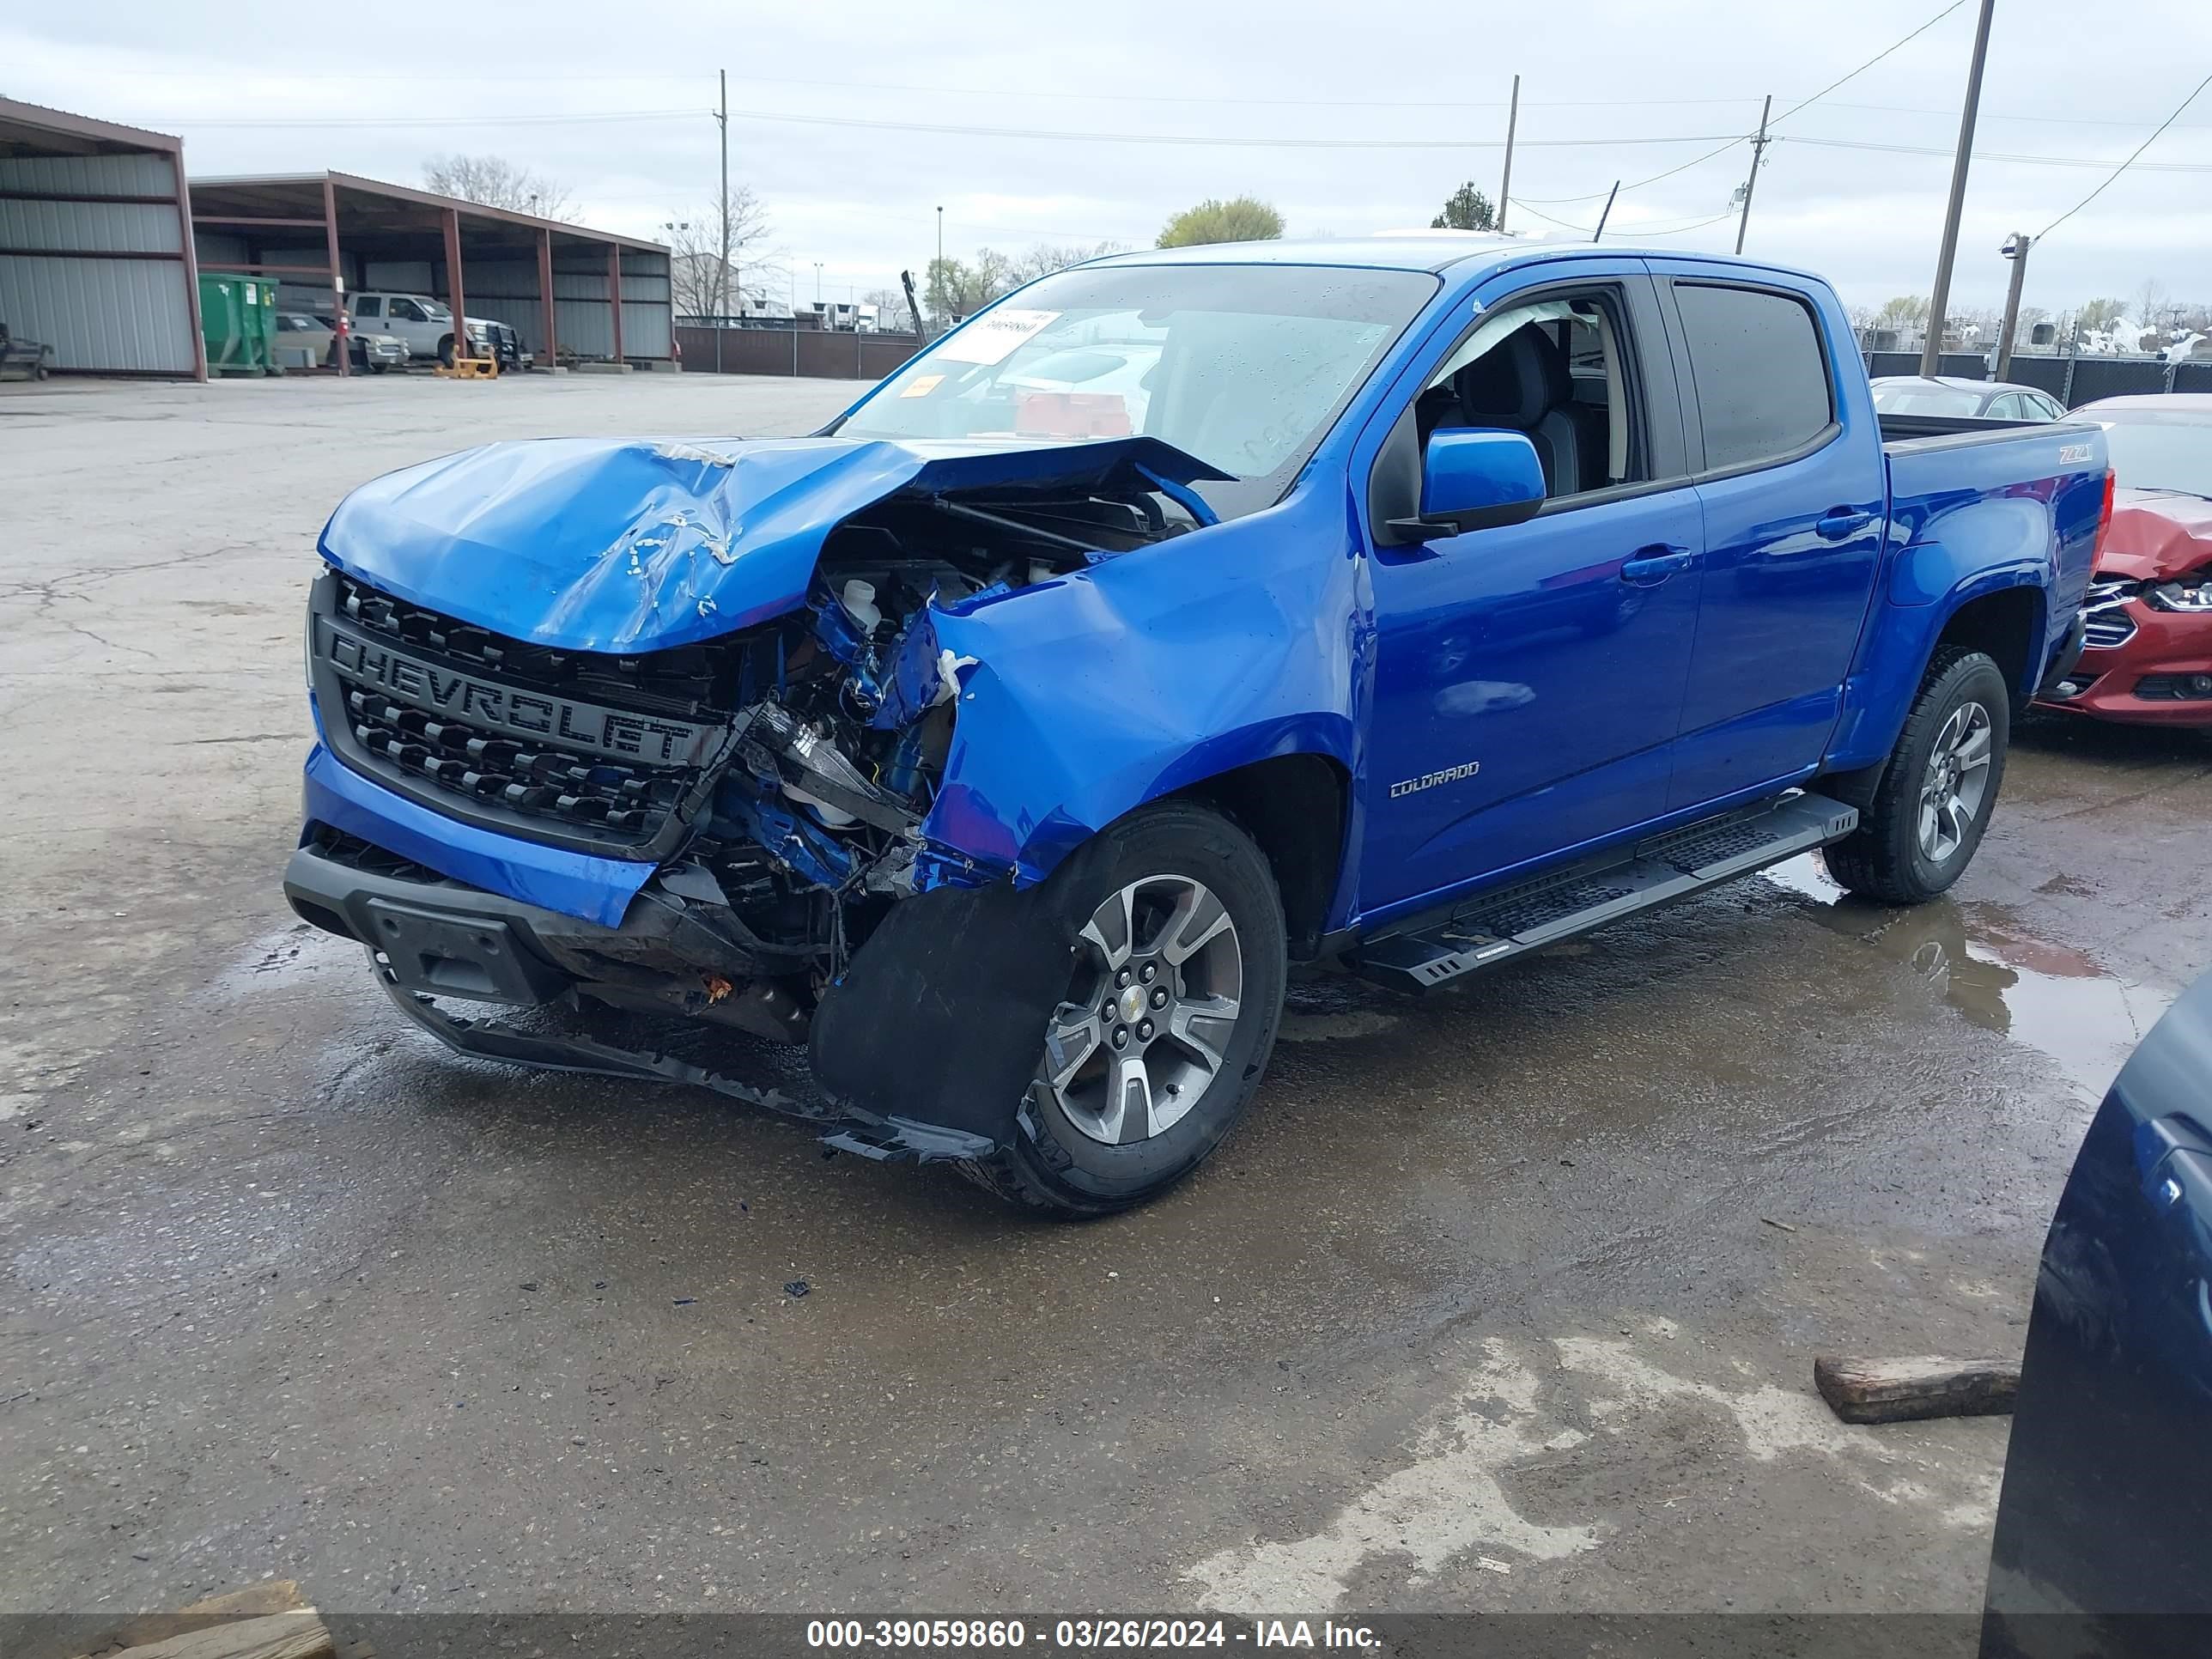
[348,292,503,367]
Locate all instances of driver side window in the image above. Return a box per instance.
[1416,290,1647,501]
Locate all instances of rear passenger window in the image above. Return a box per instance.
[354,296,381,319]
[1674,283,1833,472]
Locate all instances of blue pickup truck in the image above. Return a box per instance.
[284,238,2111,1214]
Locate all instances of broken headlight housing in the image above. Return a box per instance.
[2145,574,2212,612]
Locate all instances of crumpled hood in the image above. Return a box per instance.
[318,433,1227,653]
[2098,489,2212,581]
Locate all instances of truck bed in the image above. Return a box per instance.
[1878,411,2079,446]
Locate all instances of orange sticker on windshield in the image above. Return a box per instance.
[899,374,944,398]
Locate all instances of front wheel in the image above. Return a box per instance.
[972,801,1286,1218]
[1825,646,2011,904]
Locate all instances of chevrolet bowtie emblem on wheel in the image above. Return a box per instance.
[1390,760,1481,799]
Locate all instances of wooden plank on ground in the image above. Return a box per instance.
[73,1610,330,1659]
[112,1583,310,1650]
[1814,1354,2020,1424]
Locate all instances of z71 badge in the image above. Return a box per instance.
[1390,760,1481,799]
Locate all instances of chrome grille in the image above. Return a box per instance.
[2081,578,2139,650]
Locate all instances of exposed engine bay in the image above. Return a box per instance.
[299,459,1203,1052]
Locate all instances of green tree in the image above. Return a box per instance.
[1157,196,1285,248]
[1875,295,1930,331]
[2075,295,2125,331]
[924,251,1018,325]
[1430,181,1496,232]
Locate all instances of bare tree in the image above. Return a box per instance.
[2133,277,2175,334]
[665,185,772,319]
[1012,241,1124,283]
[422,154,579,222]
[863,286,915,333]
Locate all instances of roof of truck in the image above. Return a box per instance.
[1085,234,1809,280]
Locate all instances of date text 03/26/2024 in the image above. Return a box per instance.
[805,1618,1382,1650]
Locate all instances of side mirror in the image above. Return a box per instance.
[1390,428,1547,542]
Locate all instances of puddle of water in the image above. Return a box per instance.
[1764,854,2160,1098]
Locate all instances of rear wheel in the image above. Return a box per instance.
[969,802,1286,1218]
[1825,646,2010,904]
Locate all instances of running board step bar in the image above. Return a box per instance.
[1350,792,1858,993]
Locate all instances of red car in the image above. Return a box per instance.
[2039,393,2212,726]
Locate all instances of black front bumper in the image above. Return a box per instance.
[283,841,997,1164]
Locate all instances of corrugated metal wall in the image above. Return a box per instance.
[0,148,198,374]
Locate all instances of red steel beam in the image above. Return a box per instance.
[538,227,557,366]
[443,206,466,365]
[192,213,331,228]
[323,176,347,379]
[173,154,207,382]
[607,243,623,364]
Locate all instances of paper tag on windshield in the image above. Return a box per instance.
[899,374,944,398]
[933,308,1059,366]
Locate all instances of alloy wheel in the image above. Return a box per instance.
[1036,874,1243,1146]
[1918,700,1993,863]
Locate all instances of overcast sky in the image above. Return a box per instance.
[9,0,2209,318]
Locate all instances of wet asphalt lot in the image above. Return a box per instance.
[3,374,2209,1642]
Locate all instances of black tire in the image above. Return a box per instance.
[437,335,455,368]
[1824,646,2011,904]
[964,800,1287,1218]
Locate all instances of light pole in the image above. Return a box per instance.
[813,261,823,306]
[1995,232,2033,380]
[1921,0,1998,374]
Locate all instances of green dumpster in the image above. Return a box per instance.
[199,271,282,376]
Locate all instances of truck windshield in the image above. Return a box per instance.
[833,263,1437,520]
[2095,409,2212,499]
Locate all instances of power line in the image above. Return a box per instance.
[1767,0,1968,129]
[1512,201,1754,238]
[56,64,2212,131]
[2038,68,2212,239]
[1520,0,1970,206]
[1782,133,2212,172]
[143,108,704,129]
[721,107,1745,150]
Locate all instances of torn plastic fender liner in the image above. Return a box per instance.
[317,433,1231,655]
[808,856,1097,1146]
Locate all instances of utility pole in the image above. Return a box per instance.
[1995,231,2032,380]
[716,70,730,319]
[1497,74,1520,234]
[1734,94,1772,255]
[1592,181,1620,241]
[1921,0,1997,374]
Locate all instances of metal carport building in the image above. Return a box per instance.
[0,97,205,379]
[185,172,672,374]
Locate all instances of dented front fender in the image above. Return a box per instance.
[917,486,1367,892]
